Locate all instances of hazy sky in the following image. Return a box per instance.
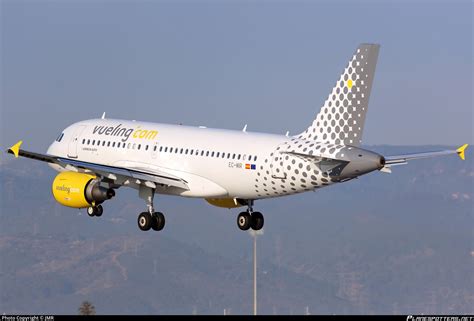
[1,0,472,152]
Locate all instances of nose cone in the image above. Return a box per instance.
[339,148,385,179]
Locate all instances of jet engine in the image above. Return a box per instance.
[52,172,115,208]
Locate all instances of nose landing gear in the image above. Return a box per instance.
[86,204,103,217]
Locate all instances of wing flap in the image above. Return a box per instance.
[60,158,189,190]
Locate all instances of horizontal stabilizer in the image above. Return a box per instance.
[281,151,348,175]
[383,144,468,170]
[379,166,392,174]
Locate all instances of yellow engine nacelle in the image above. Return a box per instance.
[205,198,245,209]
[52,172,115,208]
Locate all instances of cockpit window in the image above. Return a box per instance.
[56,133,64,142]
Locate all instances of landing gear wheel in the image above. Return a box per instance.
[237,212,251,231]
[250,211,264,231]
[151,212,165,231]
[95,205,103,217]
[87,206,96,217]
[138,212,152,231]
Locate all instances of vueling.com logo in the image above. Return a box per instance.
[92,124,158,142]
[56,185,80,194]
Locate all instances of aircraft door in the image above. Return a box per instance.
[67,125,87,158]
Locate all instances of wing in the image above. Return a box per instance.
[381,144,468,173]
[7,141,189,190]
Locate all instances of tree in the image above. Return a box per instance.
[78,300,96,315]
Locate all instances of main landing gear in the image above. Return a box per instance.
[87,204,103,217]
[237,201,264,231]
[137,211,165,231]
[137,186,166,232]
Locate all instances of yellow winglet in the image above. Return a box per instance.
[8,140,23,158]
[456,144,468,160]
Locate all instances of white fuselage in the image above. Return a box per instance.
[47,119,297,200]
[47,118,383,201]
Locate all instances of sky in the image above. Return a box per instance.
[1,0,472,152]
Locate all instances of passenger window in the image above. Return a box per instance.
[107,141,111,147]
[232,154,236,159]
[180,148,183,154]
[216,152,220,158]
[248,155,252,161]
[87,140,90,145]
[185,149,189,154]
[201,151,205,156]
[254,155,257,161]
[112,142,115,147]
[238,154,241,160]
[170,147,173,153]
[175,148,179,154]
[154,146,157,151]
[133,143,136,149]
[92,140,95,145]
[211,152,215,157]
[222,153,225,158]
[159,146,162,152]
[190,150,194,155]
[138,144,141,150]
[82,139,85,144]
[145,145,149,151]
[102,141,106,146]
[206,151,209,157]
[227,153,230,158]
[123,143,126,148]
[164,147,168,152]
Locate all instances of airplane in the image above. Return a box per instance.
[6,43,468,232]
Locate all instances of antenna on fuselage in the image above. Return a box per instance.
[242,124,248,132]
[101,112,106,119]
[285,131,289,137]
